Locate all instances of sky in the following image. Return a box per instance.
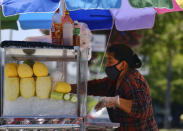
[1,22,43,41]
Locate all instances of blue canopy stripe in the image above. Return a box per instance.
[65,0,121,10]
[19,9,113,30]
[70,10,113,30]
[19,13,54,30]
[2,0,60,16]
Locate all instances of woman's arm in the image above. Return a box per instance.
[127,88,153,119]
[71,84,77,94]
[102,92,151,119]
[114,74,153,119]
[117,98,132,114]
[120,79,153,119]
[87,77,115,96]
[71,77,115,96]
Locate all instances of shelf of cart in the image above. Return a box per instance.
[5,48,78,59]
[0,124,80,129]
[0,41,79,50]
[86,122,120,130]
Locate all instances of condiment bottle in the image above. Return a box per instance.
[73,21,80,46]
[52,8,63,45]
[62,10,73,46]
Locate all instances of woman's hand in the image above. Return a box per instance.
[95,96,120,111]
[95,96,133,114]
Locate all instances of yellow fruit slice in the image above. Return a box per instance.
[20,78,35,98]
[33,62,48,77]
[54,81,71,94]
[18,64,33,78]
[5,77,19,101]
[5,63,18,77]
[36,77,52,99]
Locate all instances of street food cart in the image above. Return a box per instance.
[0,40,119,130]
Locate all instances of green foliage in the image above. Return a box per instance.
[89,52,107,73]
[138,12,183,105]
[87,96,98,113]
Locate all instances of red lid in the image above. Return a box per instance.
[55,8,60,13]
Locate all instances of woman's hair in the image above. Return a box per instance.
[107,44,142,68]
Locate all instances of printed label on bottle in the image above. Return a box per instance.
[55,23,62,38]
[74,28,80,35]
[51,25,56,44]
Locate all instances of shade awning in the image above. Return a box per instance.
[19,9,112,30]
[155,0,183,14]
[19,13,53,30]
[110,0,156,31]
[65,0,121,10]
[129,0,173,8]
[1,10,19,30]
[2,0,59,16]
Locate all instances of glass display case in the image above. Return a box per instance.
[0,41,89,130]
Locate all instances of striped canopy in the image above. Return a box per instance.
[1,0,182,31]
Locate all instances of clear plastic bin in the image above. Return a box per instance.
[0,41,89,130]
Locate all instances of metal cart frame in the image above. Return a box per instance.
[0,41,88,130]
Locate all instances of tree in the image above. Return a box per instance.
[137,12,183,128]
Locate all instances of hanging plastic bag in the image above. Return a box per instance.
[79,22,92,60]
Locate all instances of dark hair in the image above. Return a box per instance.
[107,44,142,68]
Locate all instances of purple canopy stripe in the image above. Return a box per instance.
[110,0,156,31]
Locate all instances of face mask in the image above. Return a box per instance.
[105,62,121,80]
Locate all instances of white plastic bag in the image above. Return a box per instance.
[79,22,92,60]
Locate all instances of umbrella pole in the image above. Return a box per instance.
[98,19,115,74]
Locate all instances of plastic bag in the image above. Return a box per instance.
[79,22,92,60]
